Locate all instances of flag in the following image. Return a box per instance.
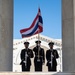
[20,8,43,38]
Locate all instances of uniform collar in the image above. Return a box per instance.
[25,48,29,50]
[50,49,53,51]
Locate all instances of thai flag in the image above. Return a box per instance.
[20,8,43,38]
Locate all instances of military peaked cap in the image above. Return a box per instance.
[35,40,41,43]
[48,42,54,45]
[24,42,29,44]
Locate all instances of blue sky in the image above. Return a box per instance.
[14,0,61,39]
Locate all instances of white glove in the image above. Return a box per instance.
[49,61,52,64]
[26,54,28,57]
[23,61,26,63]
[25,53,28,57]
[51,54,54,58]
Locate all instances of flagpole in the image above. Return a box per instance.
[38,28,40,59]
[37,7,40,60]
[37,7,41,60]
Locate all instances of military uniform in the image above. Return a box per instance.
[46,42,59,71]
[20,42,33,71]
[33,40,45,71]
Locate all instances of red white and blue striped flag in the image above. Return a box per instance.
[20,8,43,38]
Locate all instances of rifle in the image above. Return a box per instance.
[37,46,40,62]
[51,52,53,68]
[24,50,28,67]
[50,50,54,68]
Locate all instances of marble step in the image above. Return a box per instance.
[0,72,74,75]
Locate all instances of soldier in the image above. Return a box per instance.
[46,42,59,71]
[20,42,33,71]
[33,40,45,71]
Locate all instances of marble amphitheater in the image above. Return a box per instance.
[13,34,62,72]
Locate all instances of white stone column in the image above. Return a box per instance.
[62,0,75,72]
[0,0,13,71]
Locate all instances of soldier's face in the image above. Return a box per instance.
[49,45,53,49]
[36,43,41,46]
[24,44,29,48]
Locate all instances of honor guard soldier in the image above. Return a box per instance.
[20,42,33,71]
[33,40,45,71]
[46,42,59,71]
